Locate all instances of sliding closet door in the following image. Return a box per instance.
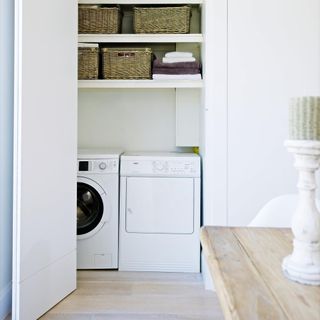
[227,0,320,225]
[13,0,77,319]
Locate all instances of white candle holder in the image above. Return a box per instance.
[282,140,320,285]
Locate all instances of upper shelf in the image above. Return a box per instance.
[78,34,203,43]
[79,0,203,4]
[78,79,203,89]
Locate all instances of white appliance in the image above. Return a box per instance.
[119,152,201,273]
[77,149,121,269]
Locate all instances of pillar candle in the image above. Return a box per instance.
[289,96,320,141]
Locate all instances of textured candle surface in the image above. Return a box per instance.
[289,97,320,141]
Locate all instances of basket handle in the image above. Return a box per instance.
[117,52,135,57]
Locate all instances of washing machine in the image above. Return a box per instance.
[119,152,201,273]
[77,149,122,269]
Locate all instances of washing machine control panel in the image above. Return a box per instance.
[78,159,119,173]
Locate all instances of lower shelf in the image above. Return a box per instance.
[78,79,203,89]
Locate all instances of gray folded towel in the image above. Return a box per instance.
[153,59,201,70]
[153,67,200,75]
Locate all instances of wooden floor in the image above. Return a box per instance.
[39,271,224,320]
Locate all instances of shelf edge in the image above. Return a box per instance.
[78,34,203,43]
[79,0,203,4]
[78,80,203,89]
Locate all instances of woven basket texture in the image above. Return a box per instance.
[79,6,121,34]
[78,47,99,80]
[101,48,152,79]
[133,6,191,34]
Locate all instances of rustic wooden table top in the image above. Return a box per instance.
[200,226,320,320]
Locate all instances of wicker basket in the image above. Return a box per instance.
[133,6,191,34]
[101,48,152,79]
[79,6,121,34]
[78,46,99,80]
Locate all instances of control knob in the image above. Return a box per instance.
[153,161,163,171]
[153,160,169,172]
[99,162,107,170]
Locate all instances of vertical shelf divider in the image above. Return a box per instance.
[176,88,201,147]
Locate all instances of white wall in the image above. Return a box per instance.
[227,0,320,226]
[0,0,14,318]
[78,89,192,152]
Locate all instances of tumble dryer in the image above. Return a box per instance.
[77,149,121,269]
[119,152,201,273]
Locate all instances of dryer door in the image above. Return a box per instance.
[125,177,194,234]
[77,177,109,239]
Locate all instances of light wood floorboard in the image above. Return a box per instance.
[39,271,223,320]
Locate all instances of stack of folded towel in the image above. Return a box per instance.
[152,52,201,80]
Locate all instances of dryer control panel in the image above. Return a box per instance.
[121,155,200,178]
[152,160,198,176]
[78,159,119,174]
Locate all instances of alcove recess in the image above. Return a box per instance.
[78,0,203,151]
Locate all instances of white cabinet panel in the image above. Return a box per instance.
[13,0,77,318]
[227,0,320,226]
[201,0,228,226]
[176,89,200,147]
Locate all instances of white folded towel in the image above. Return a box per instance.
[78,43,99,48]
[79,5,101,8]
[165,52,193,58]
[162,57,196,63]
[153,74,202,80]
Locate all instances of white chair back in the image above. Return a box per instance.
[249,194,297,228]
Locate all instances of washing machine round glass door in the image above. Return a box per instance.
[77,181,104,236]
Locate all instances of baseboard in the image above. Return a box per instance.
[201,253,215,291]
[0,282,12,320]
